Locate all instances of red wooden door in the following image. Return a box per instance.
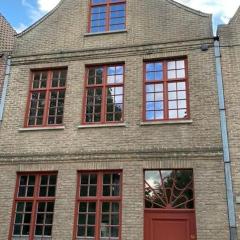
[144,210,197,240]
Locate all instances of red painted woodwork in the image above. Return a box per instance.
[143,58,190,122]
[82,64,125,124]
[73,171,122,240]
[24,68,67,127]
[144,210,197,240]
[88,0,126,33]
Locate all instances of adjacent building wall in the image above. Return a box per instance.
[0,14,16,115]
[218,7,240,237]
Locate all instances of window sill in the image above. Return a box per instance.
[140,120,193,126]
[18,126,65,132]
[84,29,127,37]
[78,123,127,129]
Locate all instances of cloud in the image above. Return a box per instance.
[17,0,239,34]
[14,23,28,33]
[175,0,239,23]
[37,0,61,13]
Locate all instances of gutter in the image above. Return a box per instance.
[214,36,238,240]
[0,56,11,121]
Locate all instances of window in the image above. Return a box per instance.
[9,173,57,240]
[74,171,122,240]
[83,65,124,124]
[144,59,189,121]
[145,169,194,209]
[89,0,126,33]
[25,69,67,127]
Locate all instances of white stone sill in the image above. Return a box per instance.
[84,29,127,37]
[140,120,193,126]
[78,123,127,129]
[18,126,65,132]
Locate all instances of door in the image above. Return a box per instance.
[144,210,196,240]
[144,169,197,240]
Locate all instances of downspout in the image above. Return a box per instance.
[214,36,238,240]
[0,55,11,122]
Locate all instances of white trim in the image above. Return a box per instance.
[78,123,127,129]
[84,30,127,37]
[18,126,65,132]
[140,120,193,126]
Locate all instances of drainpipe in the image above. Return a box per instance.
[0,55,11,122]
[214,36,238,240]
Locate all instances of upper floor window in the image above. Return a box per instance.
[89,0,126,33]
[83,64,124,124]
[25,69,67,127]
[9,173,57,240]
[144,59,189,121]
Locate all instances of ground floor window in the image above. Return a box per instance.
[74,171,122,240]
[9,172,57,240]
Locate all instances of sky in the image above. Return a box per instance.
[0,0,239,33]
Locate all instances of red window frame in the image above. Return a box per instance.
[88,0,126,33]
[143,58,190,121]
[9,172,58,240]
[82,64,125,124]
[73,171,122,240]
[24,68,67,128]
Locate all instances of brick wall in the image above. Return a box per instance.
[219,7,240,237]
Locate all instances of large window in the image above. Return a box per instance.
[83,64,124,124]
[9,173,57,240]
[74,171,122,240]
[25,69,67,127]
[144,59,189,121]
[89,0,126,33]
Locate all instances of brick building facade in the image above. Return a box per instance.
[0,0,236,239]
[0,13,15,117]
[218,7,240,238]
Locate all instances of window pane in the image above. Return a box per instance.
[92,0,106,4]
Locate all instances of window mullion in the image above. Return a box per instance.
[42,71,51,126]
[101,67,107,123]
[95,173,102,239]
[28,174,40,240]
[106,3,110,31]
[163,61,169,120]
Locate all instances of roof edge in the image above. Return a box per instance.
[16,0,64,37]
[166,0,211,18]
[0,13,17,34]
[229,6,240,24]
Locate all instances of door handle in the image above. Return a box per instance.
[190,234,196,239]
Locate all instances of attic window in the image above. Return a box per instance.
[89,0,126,33]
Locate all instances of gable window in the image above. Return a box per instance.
[89,0,126,33]
[144,59,189,121]
[83,64,124,124]
[25,69,67,127]
[9,173,57,240]
[74,171,122,240]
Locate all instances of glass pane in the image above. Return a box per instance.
[177,69,185,78]
[168,61,176,70]
[177,60,185,69]
[146,111,154,120]
[168,70,176,79]
[169,110,178,119]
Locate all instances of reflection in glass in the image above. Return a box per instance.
[145,170,194,209]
